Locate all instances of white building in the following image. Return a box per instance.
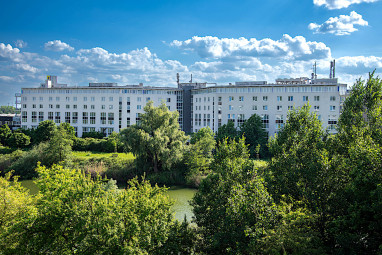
[20,75,347,137]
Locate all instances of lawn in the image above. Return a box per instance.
[72,151,135,160]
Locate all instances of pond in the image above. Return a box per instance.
[20,180,196,222]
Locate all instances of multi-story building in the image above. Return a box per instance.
[20,75,347,137]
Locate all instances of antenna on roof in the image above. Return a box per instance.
[329,60,336,79]
[311,62,317,80]
[176,73,180,85]
[333,59,335,78]
[189,74,193,83]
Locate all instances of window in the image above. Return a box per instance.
[32,97,36,101]
[303,96,309,102]
[22,111,27,122]
[237,114,245,126]
[56,97,60,101]
[109,97,113,102]
[263,96,268,101]
[314,96,320,101]
[330,96,336,101]
[83,112,88,124]
[330,105,336,111]
[218,96,222,102]
[39,112,44,122]
[48,112,53,120]
[288,96,293,101]
[39,104,43,108]
[48,104,53,108]
[252,105,257,110]
[66,105,70,109]
[277,105,282,111]
[100,112,106,124]
[72,112,78,124]
[261,114,269,128]
[137,105,142,110]
[108,113,114,125]
[253,96,257,101]
[239,96,244,101]
[101,105,105,109]
[73,97,77,102]
[109,105,113,109]
[91,105,95,109]
[229,105,234,111]
[32,104,36,108]
[167,98,171,103]
[102,97,106,101]
[90,112,96,124]
[39,97,43,101]
[56,105,60,109]
[84,105,87,109]
[66,97,70,102]
[263,105,268,110]
[91,97,95,102]
[314,105,320,110]
[288,106,293,110]
[146,97,150,102]
[65,112,71,123]
[83,97,87,101]
[229,96,234,101]
[277,96,282,101]
[55,112,60,123]
[49,97,53,102]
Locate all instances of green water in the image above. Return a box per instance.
[20,180,196,222]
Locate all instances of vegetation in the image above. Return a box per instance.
[0,74,381,254]
[0,105,17,114]
[120,101,188,173]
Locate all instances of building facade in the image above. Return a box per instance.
[20,76,347,137]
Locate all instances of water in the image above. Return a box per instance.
[20,180,196,222]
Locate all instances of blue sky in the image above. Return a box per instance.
[1,0,382,105]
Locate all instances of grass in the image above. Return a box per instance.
[72,151,135,160]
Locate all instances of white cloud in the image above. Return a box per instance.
[309,11,368,35]
[170,35,331,60]
[0,43,22,62]
[336,55,382,68]
[313,0,379,9]
[44,40,74,52]
[15,40,27,49]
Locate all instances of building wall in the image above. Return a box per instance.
[20,80,347,137]
[21,87,179,137]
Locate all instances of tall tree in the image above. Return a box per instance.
[0,124,12,146]
[45,124,73,166]
[192,138,277,254]
[33,120,57,145]
[119,101,188,173]
[239,113,268,158]
[215,121,238,142]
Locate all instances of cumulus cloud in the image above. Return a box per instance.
[0,43,22,61]
[309,11,368,35]
[15,40,27,49]
[313,0,379,9]
[171,35,331,60]
[44,40,74,52]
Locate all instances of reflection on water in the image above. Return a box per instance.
[20,180,196,222]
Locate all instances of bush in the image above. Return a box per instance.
[0,150,24,173]
[73,138,124,153]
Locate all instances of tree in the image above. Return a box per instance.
[45,124,73,166]
[119,101,188,173]
[215,121,238,142]
[185,127,216,186]
[0,124,12,146]
[239,113,268,158]
[0,106,16,114]
[7,132,31,148]
[3,164,175,254]
[32,120,57,145]
[191,138,277,254]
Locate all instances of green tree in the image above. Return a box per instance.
[119,101,188,173]
[32,120,57,145]
[239,114,268,158]
[192,138,277,254]
[7,132,31,149]
[0,124,12,146]
[185,127,216,186]
[215,121,238,143]
[4,164,175,254]
[45,124,73,166]
[0,106,16,114]
[0,172,37,252]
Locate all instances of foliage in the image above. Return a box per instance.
[0,124,11,146]
[7,132,31,148]
[0,106,17,114]
[0,149,24,173]
[32,120,57,145]
[44,124,73,166]
[81,130,105,139]
[3,164,175,254]
[185,127,216,187]
[0,172,37,252]
[215,121,238,142]
[239,114,268,158]
[120,101,188,173]
[73,137,124,153]
[192,138,277,254]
